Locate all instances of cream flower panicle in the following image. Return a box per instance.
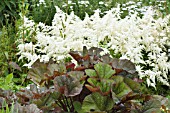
[17,4,170,87]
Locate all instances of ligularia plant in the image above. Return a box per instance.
[17,3,170,88]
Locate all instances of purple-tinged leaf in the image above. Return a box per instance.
[111,59,136,74]
[14,103,42,113]
[53,75,83,97]
[28,60,66,86]
[68,71,86,82]
[9,61,21,71]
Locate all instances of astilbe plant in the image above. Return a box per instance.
[0,47,170,113]
[17,5,170,88]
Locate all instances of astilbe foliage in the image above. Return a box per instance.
[0,47,170,113]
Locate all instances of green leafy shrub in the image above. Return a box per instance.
[27,0,56,25]
[0,1,32,91]
[0,18,32,91]
[27,0,170,25]
[0,46,169,113]
[0,0,20,28]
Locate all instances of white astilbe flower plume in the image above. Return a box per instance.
[17,4,170,88]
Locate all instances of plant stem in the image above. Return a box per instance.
[64,96,72,112]
[55,100,62,108]
[61,95,67,108]
[42,93,51,106]
[69,97,74,112]
[58,98,68,111]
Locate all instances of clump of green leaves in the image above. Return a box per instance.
[0,46,169,113]
[27,0,56,25]
[0,0,32,91]
[0,0,19,28]
[0,21,30,91]
[0,73,14,90]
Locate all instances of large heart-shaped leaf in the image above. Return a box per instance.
[28,60,66,86]
[69,46,89,66]
[112,82,132,99]
[28,60,48,85]
[112,77,143,104]
[98,79,113,94]
[112,75,124,83]
[82,92,114,112]
[111,59,136,74]
[85,69,97,77]
[85,63,115,94]
[141,99,161,113]
[69,46,104,67]
[88,47,103,57]
[14,103,42,113]
[112,76,132,99]
[152,95,170,111]
[16,84,54,107]
[101,54,114,64]
[68,71,85,82]
[123,77,141,92]
[94,62,115,79]
[53,75,83,97]
[86,78,113,95]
